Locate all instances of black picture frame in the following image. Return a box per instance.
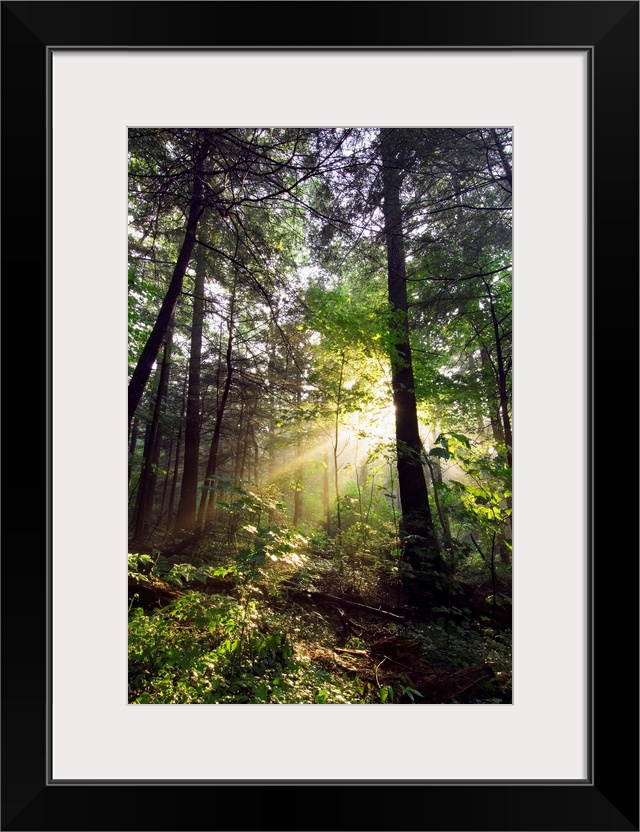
[2,2,638,830]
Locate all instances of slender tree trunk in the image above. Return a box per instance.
[197,273,237,530]
[157,436,174,527]
[130,420,151,523]
[484,282,512,468]
[425,455,451,544]
[267,328,278,484]
[478,305,512,565]
[128,138,209,429]
[480,348,504,444]
[253,432,260,486]
[323,450,330,535]
[237,397,256,484]
[332,353,345,544]
[234,393,246,481]
[237,425,250,483]
[198,365,233,530]
[175,250,206,531]
[132,323,174,543]
[292,381,303,527]
[380,129,447,586]
[128,419,139,485]
[167,375,187,531]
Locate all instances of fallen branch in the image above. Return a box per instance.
[375,657,387,689]
[128,574,184,610]
[282,581,404,621]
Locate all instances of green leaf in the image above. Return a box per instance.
[379,684,394,703]
[449,431,471,449]
[429,447,450,460]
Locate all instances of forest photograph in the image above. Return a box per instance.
[127,127,512,705]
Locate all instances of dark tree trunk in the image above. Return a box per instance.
[128,419,139,485]
[480,348,505,445]
[167,375,187,531]
[198,365,233,530]
[128,138,209,429]
[483,281,512,469]
[380,129,447,588]
[130,420,151,522]
[197,274,237,530]
[175,251,206,531]
[157,436,174,527]
[132,323,174,543]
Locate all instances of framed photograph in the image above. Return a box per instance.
[2,2,637,830]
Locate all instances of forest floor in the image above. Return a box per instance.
[128,533,512,705]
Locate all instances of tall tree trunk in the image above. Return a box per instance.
[198,365,233,531]
[292,379,303,527]
[234,392,246,481]
[128,419,139,485]
[266,323,278,484]
[480,348,505,445]
[157,436,174,528]
[235,396,255,484]
[251,429,260,487]
[128,137,209,429]
[486,288,512,565]
[132,322,174,543]
[175,250,206,531]
[425,454,452,545]
[483,280,512,468]
[130,420,151,522]
[197,273,237,530]
[167,375,187,531]
[332,353,345,544]
[380,129,447,588]
[323,450,330,535]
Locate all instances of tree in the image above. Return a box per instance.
[131,321,174,542]
[379,129,448,590]
[174,248,206,532]
[128,131,210,428]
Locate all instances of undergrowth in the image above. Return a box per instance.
[128,541,511,704]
